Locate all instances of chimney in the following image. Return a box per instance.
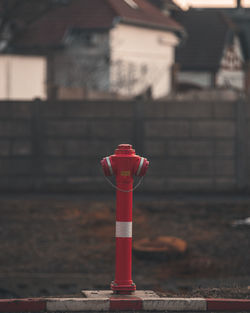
[237,0,241,8]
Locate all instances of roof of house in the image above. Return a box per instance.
[12,0,183,49]
[209,8,250,61]
[232,14,250,61]
[174,9,237,71]
[147,0,181,12]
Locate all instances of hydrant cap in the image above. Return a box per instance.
[115,144,135,155]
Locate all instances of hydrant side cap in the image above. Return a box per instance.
[101,157,114,176]
[135,157,149,177]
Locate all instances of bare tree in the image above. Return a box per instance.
[0,0,57,51]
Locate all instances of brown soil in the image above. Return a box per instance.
[0,197,249,299]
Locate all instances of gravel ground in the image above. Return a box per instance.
[0,196,249,298]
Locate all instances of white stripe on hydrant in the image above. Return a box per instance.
[136,157,145,176]
[116,221,132,238]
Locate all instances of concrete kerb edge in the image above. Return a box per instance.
[47,297,110,311]
[142,298,207,311]
[1,297,250,312]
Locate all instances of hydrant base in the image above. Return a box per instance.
[111,281,136,293]
[82,290,159,298]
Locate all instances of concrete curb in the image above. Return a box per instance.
[0,297,250,312]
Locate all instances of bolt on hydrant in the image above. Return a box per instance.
[101,144,149,294]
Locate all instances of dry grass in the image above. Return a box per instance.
[0,197,249,298]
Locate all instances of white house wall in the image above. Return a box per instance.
[0,57,8,98]
[0,55,46,100]
[110,24,179,99]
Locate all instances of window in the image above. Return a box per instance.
[124,0,138,9]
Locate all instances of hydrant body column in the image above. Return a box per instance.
[114,164,134,292]
[101,144,149,294]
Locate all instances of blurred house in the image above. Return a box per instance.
[204,1,250,96]
[173,10,245,92]
[0,0,184,100]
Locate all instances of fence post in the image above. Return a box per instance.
[133,101,145,155]
[31,99,44,191]
[236,97,248,191]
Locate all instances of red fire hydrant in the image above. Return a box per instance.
[101,144,149,294]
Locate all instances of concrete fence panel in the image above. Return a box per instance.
[0,99,248,193]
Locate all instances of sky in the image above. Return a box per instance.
[174,0,250,9]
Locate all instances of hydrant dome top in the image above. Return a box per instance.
[118,144,133,150]
[115,144,135,155]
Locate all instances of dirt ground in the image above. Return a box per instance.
[0,195,249,299]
